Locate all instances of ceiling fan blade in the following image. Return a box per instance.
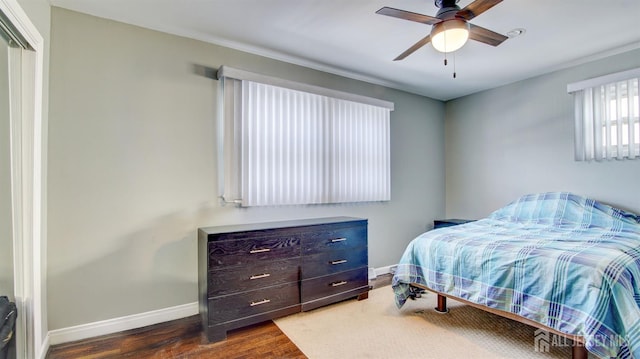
[393,34,432,61]
[457,0,503,21]
[376,7,441,25]
[468,24,508,46]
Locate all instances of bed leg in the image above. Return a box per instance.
[571,341,587,359]
[435,294,448,313]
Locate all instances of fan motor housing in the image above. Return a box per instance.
[435,0,460,9]
[435,0,462,19]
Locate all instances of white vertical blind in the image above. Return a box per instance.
[327,98,390,203]
[220,77,242,204]
[241,81,326,206]
[569,68,640,162]
[218,66,393,207]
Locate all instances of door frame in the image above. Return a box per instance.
[0,0,45,358]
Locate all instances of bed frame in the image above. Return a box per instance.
[410,283,589,359]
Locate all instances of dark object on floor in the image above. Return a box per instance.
[0,296,17,359]
[408,286,425,300]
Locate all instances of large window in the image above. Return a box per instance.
[218,66,394,207]
[569,68,640,161]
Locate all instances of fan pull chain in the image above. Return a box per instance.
[444,33,448,66]
[441,32,456,78]
[443,52,457,78]
[453,52,457,79]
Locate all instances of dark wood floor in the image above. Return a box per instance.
[46,274,392,359]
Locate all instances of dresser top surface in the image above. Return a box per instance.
[199,216,366,236]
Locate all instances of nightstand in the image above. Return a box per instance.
[433,219,475,229]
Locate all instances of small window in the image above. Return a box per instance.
[569,68,640,161]
[217,66,394,207]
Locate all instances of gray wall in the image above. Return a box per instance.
[445,48,640,218]
[48,8,445,330]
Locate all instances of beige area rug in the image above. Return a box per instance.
[274,287,596,359]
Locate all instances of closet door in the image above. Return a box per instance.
[0,3,44,357]
[0,22,17,359]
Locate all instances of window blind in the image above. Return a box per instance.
[218,66,393,207]
[568,68,640,161]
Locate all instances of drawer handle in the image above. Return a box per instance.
[331,238,347,243]
[249,273,271,280]
[331,281,348,287]
[249,248,271,254]
[330,259,348,265]
[250,299,271,307]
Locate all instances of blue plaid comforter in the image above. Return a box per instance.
[392,192,640,358]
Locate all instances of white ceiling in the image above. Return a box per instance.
[50,0,640,101]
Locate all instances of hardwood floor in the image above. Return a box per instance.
[47,317,301,359]
[46,274,392,359]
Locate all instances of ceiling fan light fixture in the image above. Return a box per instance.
[430,19,470,53]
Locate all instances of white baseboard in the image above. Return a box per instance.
[48,301,199,346]
[48,265,397,346]
[371,264,397,278]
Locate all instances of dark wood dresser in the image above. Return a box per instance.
[198,217,368,342]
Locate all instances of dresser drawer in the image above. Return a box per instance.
[301,267,368,303]
[208,235,300,268]
[301,248,367,279]
[208,258,300,297]
[208,282,300,325]
[301,224,367,255]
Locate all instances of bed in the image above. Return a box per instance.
[392,192,640,359]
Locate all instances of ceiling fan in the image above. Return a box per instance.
[376,0,508,61]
